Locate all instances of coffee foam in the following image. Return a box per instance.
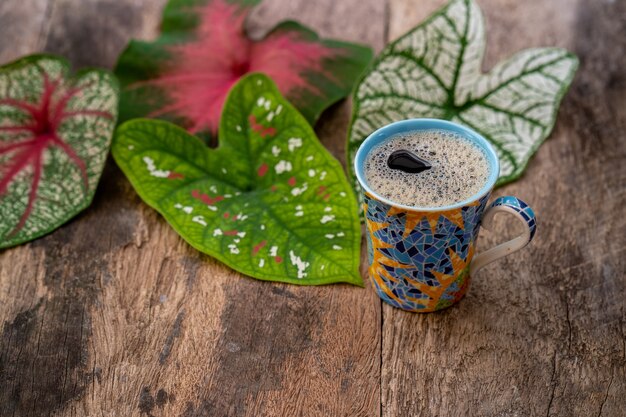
[364,129,491,208]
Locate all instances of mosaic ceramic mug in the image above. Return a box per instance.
[354,119,537,312]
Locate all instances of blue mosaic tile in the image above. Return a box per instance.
[364,191,536,312]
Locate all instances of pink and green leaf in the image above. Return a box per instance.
[0,55,118,248]
[114,0,372,140]
[112,73,362,286]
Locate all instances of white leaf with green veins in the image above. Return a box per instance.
[347,0,578,186]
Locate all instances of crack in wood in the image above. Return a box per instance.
[565,297,572,354]
[383,0,390,46]
[545,350,558,417]
[159,310,185,365]
[36,0,54,48]
[380,304,384,417]
[596,371,614,417]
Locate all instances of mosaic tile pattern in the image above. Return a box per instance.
[363,192,490,312]
[491,196,536,240]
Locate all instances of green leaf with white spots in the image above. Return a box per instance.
[0,55,118,248]
[112,73,362,286]
[347,0,578,187]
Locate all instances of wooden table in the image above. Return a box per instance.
[1,0,624,416]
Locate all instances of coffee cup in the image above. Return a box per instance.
[354,119,536,312]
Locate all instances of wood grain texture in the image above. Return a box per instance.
[0,0,51,64]
[1,0,625,416]
[383,0,626,416]
[0,0,383,416]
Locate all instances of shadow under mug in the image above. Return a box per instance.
[354,119,537,312]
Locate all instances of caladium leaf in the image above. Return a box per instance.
[347,0,578,187]
[114,0,373,140]
[0,55,118,248]
[112,73,362,286]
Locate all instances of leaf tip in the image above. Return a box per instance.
[346,271,365,287]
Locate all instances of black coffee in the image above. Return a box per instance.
[364,129,491,207]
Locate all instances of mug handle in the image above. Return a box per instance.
[470,196,537,276]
